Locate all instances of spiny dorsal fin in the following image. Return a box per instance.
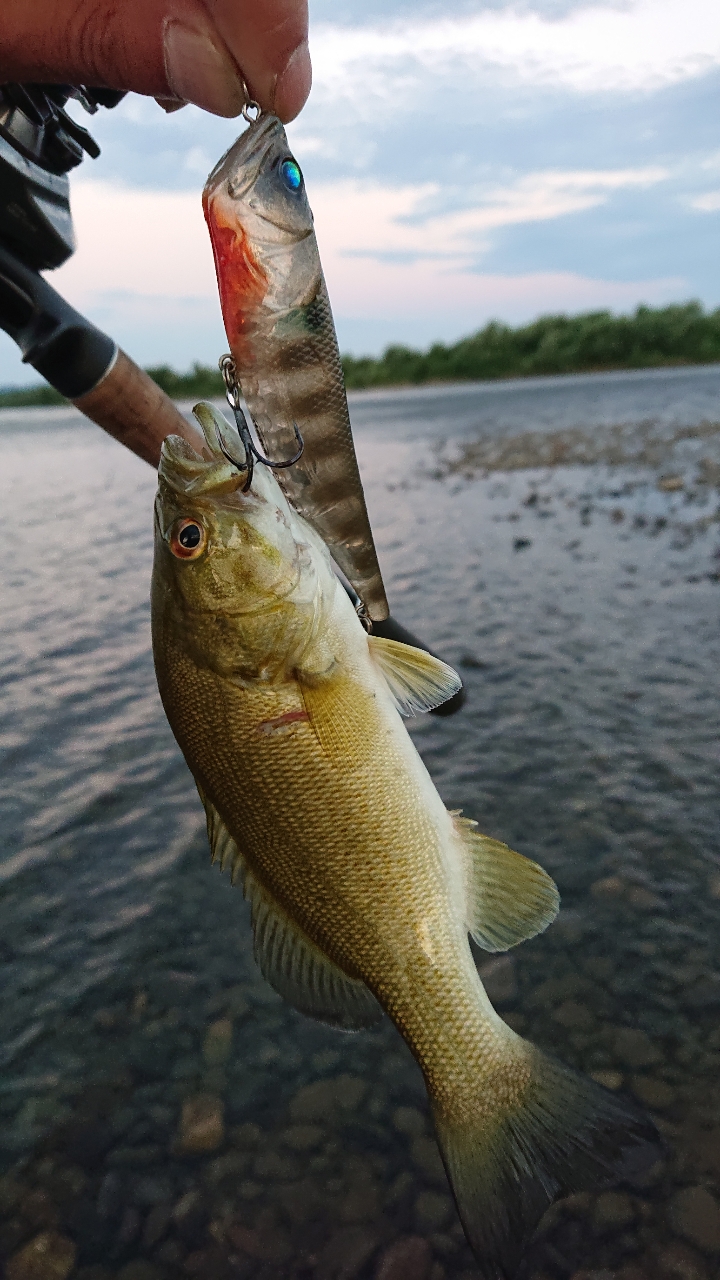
[368,636,462,716]
[454,814,560,952]
[197,787,381,1030]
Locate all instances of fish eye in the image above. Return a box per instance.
[169,518,207,560]
[280,158,303,193]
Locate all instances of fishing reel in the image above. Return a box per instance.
[0,82,123,396]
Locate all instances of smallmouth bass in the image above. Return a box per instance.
[203,112,388,622]
[151,404,655,1278]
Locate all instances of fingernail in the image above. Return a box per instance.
[273,41,312,123]
[155,95,188,114]
[163,20,246,118]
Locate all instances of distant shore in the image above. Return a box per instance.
[2,300,719,408]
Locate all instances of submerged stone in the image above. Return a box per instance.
[176,1094,224,1153]
[6,1231,76,1280]
[202,1018,233,1066]
[670,1186,720,1253]
[375,1235,432,1280]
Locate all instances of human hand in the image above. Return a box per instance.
[0,0,310,121]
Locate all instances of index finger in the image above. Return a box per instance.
[205,0,310,122]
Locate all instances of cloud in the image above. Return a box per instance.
[690,191,720,212]
[55,182,215,301]
[311,166,669,265]
[311,0,720,100]
[55,165,668,315]
[39,176,683,368]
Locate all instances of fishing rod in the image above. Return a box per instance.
[0,82,464,714]
[0,83,202,461]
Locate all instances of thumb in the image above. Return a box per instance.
[0,0,310,122]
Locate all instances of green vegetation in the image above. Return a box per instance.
[143,362,225,399]
[2,302,720,407]
[341,302,720,388]
[0,383,67,407]
[0,361,225,409]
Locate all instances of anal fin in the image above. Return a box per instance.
[453,813,559,952]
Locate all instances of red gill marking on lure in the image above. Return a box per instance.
[256,709,311,735]
[203,192,268,359]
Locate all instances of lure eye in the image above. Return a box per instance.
[169,518,207,560]
[280,158,303,192]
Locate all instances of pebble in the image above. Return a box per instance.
[375,1236,432,1280]
[202,1151,251,1187]
[233,1179,261,1201]
[6,1231,77,1280]
[477,955,517,1004]
[254,1149,300,1181]
[613,1028,662,1070]
[316,1224,381,1280]
[657,1241,710,1279]
[142,1199,173,1249]
[289,1074,367,1123]
[592,1191,636,1232]
[385,1171,415,1209]
[202,1019,233,1067]
[590,1070,624,1090]
[392,1107,426,1139]
[282,1123,325,1151]
[176,1093,224,1153]
[342,1181,380,1224]
[410,1135,447,1186]
[694,1127,720,1176]
[553,1000,595,1031]
[230,1122,261,1148]
[116,1264,163,1280]
[276,1177,323,1224]
[226,1220,292,1265]
[669,1186,720,1253]
[591,875,627,901]
[658,475,684,491]
[414,1190,454,1232]
[630,1075,676,1110]
[171,1188,207,1239]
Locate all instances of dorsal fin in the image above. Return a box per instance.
[368,636,462,716]
[198,786,382,1030]
[453,813,560,952]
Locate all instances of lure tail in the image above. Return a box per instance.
[431,1041,658,1279]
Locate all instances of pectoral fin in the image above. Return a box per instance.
[369,636,461,716]
[298,671,377,766]
[453,813,560,952]
[198,787,381,1030]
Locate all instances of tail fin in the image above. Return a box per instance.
[432,1043,659,1279]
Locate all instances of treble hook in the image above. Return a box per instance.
[217,355,304,493]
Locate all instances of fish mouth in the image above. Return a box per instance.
[204,113,285,202]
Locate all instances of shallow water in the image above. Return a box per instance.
[1,365,720,1280]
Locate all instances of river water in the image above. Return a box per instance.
[1,364,720,1280]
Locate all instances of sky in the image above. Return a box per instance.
[2,0,720,385]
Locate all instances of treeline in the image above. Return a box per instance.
[2,303,720,407]
[341,302,720,388]
[0,362,226,409]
